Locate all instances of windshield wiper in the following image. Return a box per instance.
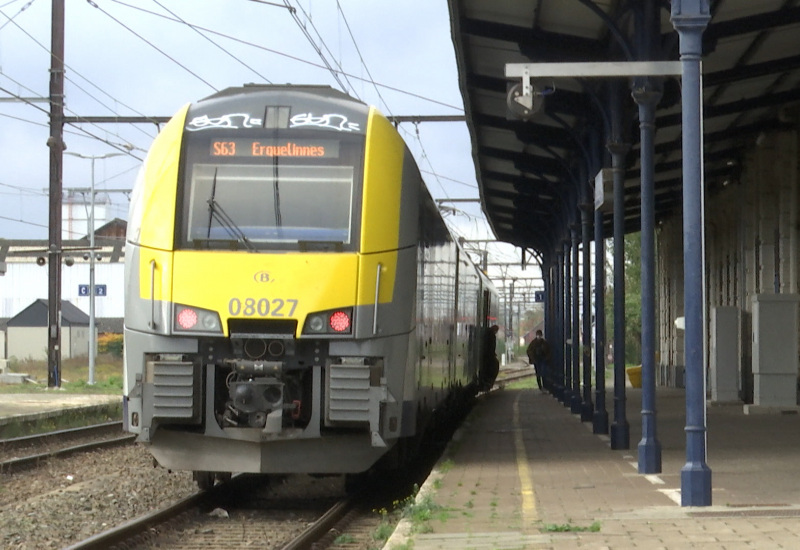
[206,169,255,251]
[273,161,282,227]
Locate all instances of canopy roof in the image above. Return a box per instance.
[448,1,800,258]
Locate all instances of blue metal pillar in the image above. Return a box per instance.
[671,0,712,507]
[563,239,573,407]
[609,139,630,450]
[581,194,594,422]
[593,204,609,433]
[571,225,582,414]
[554,252,565,401]
[633,82,663,473]
[543,268,553,390]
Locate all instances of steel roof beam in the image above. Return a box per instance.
[703,6,800,42]
[657,87,800,128]
[704,53,800,87]
[459,17,605,61]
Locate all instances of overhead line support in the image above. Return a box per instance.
[47,0,65,388]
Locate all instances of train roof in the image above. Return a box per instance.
[185,84,371,135]
[198,84,361,105]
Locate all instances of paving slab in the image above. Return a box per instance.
[384,371,800,549]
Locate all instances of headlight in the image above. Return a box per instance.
[173,304,223,334]
[302,308,353,335]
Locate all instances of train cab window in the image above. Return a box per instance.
[178,132,364,251]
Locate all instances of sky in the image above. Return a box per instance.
[0,0,542,301]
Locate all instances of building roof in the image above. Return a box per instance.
[93,218,127,239]
[7,299,90,327]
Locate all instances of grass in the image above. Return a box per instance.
[503,363,630,391]
[542,521,601,533]
[504,377,538,390]
[0,354,123,394]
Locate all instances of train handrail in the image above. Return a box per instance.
[149,259,156,329]
[373,262,382,335]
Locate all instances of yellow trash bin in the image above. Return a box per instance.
[626,365,642,388]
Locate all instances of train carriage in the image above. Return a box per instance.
[123,84,497,487]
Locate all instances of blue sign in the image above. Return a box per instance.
[534,290,545,303]
[79,284,107,297]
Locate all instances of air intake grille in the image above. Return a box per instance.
[151,361,200,422]
[327,362,370,423]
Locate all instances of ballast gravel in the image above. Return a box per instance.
[0,444,196,549]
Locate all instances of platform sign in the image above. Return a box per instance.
[79,284,107,296]
[534,290,545,303]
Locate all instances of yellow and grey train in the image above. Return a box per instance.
[123,85,498,488]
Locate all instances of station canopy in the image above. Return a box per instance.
[448,1,800,257]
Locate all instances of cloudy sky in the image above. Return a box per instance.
[0,0,540,295]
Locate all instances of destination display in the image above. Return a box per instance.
[210,139,340,159]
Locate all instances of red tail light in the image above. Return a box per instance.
[329,310,351,332]
[177,308,198,330]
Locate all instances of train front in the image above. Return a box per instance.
[123,86,417,478]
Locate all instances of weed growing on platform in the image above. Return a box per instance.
[399,485,451,534]
[542,520,601,533]
[372,520,395,543]
[438,458,455,473]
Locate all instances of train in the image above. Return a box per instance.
[123,84,499,489]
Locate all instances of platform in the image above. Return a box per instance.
[385,371,800,549]
[0,392,121,428]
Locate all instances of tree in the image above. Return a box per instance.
[603,232,643,366]
[623,232,642,365]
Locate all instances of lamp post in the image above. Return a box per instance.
[65,151,123,384]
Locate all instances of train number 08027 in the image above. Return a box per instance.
[228,298,299,318]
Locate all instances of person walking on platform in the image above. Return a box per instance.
[479,325,500,392]
[526,329,551,392]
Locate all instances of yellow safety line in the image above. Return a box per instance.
[513,393,538,523]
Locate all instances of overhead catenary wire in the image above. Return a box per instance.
[1,0,482,247]
[334,0,391,115]
[0,9,159,144]
[0,110,48,126]
[0,213,49,229]
[0,0,33,32]
[0,181,48,196]
[291,0,360,97]
[421,169,478,189]
[0,109,135,149]
[63,74,157,143]
[289,0,465,237]
[1,67,153,146]
[282,0,352,96]
[151,0,273,85]
[106,0,464,112]
[86,0,218,93]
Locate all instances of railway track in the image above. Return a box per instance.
[0,421,134,472]
[15,372,513,549]
[63,407,463,550]
[66,475,362,550]
[495,364,536,386]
